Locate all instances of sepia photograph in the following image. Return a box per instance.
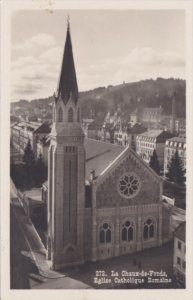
[1,0,193,299]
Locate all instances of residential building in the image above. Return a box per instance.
[136,130,174,169]
[114,125,128,146]
[169,118,186,136]
[129,109,138,125]
[87,118,104,140]
[82,118,94,137]
[164,136,186,175]
[127,123,147,151]
[173,222,186,287]
[139,107,163,129]
[11,121,51,158]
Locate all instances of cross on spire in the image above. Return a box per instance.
[67,14,70,31]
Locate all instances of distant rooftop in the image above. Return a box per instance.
[137,130,174,142]
[128,123,147,134]
[167,136,186,143]
[88,119,104,131]
[174,221,185,242]
[34,123,51,134]
[138,129,163,138]
[142,107,163,112]
[11,121,51,135]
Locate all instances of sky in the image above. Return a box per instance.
[11,9,185,102]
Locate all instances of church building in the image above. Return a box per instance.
[46,20,171,270]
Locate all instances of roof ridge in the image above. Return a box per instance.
[96,146,162,183]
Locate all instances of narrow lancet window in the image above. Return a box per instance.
[58,107,63,122]
[68,107,73,122]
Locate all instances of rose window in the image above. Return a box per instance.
[118,173,141,198]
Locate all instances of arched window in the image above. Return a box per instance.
[122,221,134,241]
[77,108,80,122]
[68,107,73,122]
[99,223,112,244]
[143,218,155,240]
[58,107,63,122]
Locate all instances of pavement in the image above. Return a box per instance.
[11,179,65,280]
[27,240,175,289]
[163,202,185,232]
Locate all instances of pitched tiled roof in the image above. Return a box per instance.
[43,139,124,185]
[174,221,185,242]
[138,129,163,138]
[137,130,174,142]
[43,138,161,188]
[167,136,186,143]
[85,138,124,181]
[88,119,104,131]
[34,123,51,134]
[128,124,147,134]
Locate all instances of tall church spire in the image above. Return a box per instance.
[57,17,78,104]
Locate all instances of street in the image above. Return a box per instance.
[10,204,39,289]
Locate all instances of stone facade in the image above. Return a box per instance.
[86,148,165,262]
[47,97,85,270]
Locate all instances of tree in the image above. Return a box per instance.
[23,140,36,185]
[23,140,35,166]
[35,153,48,186]
[130,137,136,151]
[166,150,186,185]
[149,150,161,175]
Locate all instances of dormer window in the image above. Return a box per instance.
[58,107,63,122]
[68,107,73,122]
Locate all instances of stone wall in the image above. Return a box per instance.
[84,208,92,261]
[93,203,162,261]
[96,154,160,208]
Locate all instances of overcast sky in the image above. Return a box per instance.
[11,9,185,102]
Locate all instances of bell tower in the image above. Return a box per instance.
[47,18,85,270]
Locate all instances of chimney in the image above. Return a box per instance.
[171,91,176,134]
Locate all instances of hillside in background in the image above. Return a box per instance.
[11,78,186,122]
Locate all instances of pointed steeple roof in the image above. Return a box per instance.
[56,17,78,104]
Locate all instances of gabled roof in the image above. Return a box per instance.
[43,138,161,187]
[85,138,124,181]
[34,123,51,134]
[137,130,174,142]
[138,129,163,138]
[56,20,78,104]
[128,124,147,134]
[85,138,161,183]
[166,136,186,143]
[88,119,104,131]
[174,221,185,242]
[156,131,174,142]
